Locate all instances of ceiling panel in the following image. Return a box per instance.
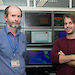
[2,0,27,6]
[0,0,70,8]
[36,0,69,7]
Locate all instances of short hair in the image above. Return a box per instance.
[63,13,75,24]
[4,5,22,17]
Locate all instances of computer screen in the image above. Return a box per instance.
[25,31,52,45]
[54,30,67,41]
[60,31,67,38]
[54,14,64,26]
[26,50,52,65]
[25,12,51,28]
[32,31,52,43]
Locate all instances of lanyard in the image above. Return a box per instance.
[4,27,19,53]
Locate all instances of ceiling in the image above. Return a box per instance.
[0,0,70,8]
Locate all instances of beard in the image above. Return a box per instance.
[66,30,74,35]
[65,27,73,35]
[67,32,73,35]
[7,21,21,29]
[11,22,20,28]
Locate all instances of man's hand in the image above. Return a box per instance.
[58,50,65,55]
[58,50,72,64]
[58,50,75,67]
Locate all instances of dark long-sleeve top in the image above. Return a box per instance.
[51,37,75,75]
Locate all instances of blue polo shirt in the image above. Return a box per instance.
[0,26,27,75]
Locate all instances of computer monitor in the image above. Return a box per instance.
[25,31,52,46]
[29,51,51,64]
[54,14,64,26]
[25,12,51,28]
[26,48,52,67]
[54,30,67,41]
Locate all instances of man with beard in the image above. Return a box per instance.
[51,14,75,75]
[0,5,27,75]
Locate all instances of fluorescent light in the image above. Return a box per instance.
[37,0,47,6]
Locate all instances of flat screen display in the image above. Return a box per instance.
[25,31,52,44]
[25,12,51,28]
[32,32,52,43]
[26,50,52,65]
[54,14,64,26]
[54,30,67,41]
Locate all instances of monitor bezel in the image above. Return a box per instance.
[24,11,52,29]
[25,48,52,67]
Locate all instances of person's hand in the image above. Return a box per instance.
[58,50,65,55]
[58,50,66,64]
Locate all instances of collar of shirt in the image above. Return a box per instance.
[5,26,20,36]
